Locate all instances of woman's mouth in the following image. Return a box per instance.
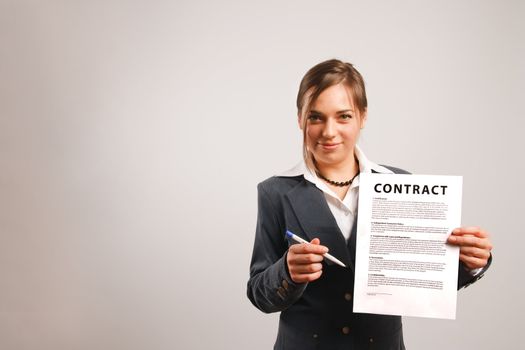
[319,142,340,151]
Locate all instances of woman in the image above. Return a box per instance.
[247,59,492,350]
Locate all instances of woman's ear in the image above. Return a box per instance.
[297,113,303,130]
[360,109,368,129]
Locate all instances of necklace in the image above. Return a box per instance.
[317,171,360,187]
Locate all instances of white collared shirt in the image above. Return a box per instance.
[278,145,393,241]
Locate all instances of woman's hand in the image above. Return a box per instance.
[286,238,328,283]
[447,227,493,269]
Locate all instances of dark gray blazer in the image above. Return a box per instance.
[247,166,489,350]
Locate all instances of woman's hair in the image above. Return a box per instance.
[296,59,368,170]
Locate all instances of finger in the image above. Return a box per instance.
[447,235,491,249]
[290,262,323,274]
[452,227,489,238]
[459,253,489,270]
[289,242,329,255]
[310,238,321,245]
[291,270,323,283]
[289,253,325,264]
[458,246,491,259]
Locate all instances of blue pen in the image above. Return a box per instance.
[286,230,347,268]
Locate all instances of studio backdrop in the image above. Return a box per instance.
[0,1,523,349]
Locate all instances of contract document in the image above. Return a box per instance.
[353,173,462,319]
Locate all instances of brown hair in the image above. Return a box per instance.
[296,59,368,169]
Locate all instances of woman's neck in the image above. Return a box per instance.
[315,156,359,182]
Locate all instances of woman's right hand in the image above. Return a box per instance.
[286,238,328,283]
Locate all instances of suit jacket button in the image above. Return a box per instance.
[369,337,374,343]
[344,293,352,301]
[312,334,318,339]
[282,279,289,290]
[342,326,350,335]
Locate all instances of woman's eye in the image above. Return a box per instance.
[307,114,322,122]
[340,113,353,120]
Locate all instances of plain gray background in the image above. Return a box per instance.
[1,0,523,349]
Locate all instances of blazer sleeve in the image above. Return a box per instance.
[246,181,307,313]
[457,253,492,289]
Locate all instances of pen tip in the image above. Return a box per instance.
[285,230,293,238]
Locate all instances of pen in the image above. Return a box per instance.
[285,230,347,268]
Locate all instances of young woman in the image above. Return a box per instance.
[247,59,492,350]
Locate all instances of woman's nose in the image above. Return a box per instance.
[322,118,336,138]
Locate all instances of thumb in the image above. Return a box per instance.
[310,238,321,245]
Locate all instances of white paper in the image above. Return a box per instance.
[353,173,462,319]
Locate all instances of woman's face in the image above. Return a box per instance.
[301,83,366,170]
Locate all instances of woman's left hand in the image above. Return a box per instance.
[447,227,493,269]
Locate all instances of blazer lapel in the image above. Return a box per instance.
[285,179,353,269]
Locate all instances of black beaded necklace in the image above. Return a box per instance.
[317,171,360,187]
